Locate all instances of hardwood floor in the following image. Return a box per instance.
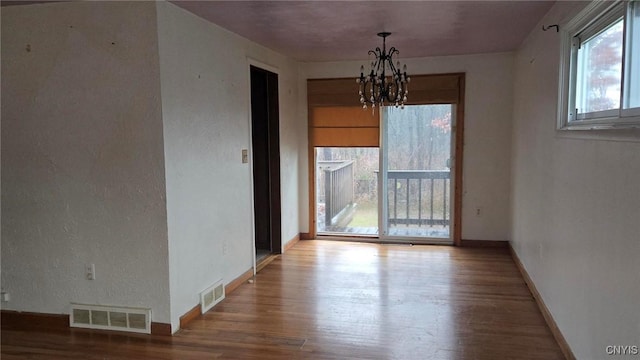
[1,240,564,359]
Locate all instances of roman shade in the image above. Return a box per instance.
[307,74,463,147]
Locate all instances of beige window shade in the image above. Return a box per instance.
[308,74,463,147]
[310,106,379,147]
[404,74,461,105]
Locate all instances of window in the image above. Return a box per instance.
[559,1,640,129]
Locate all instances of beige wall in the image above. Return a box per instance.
[155,2,301,330]
[512,2,640,358]
[1,2,171,323]
[1,1,302,331]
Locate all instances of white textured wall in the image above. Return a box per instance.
[512,2,640,359]
[1,2,171,323]
[300,53,514,241]
[155,2,300,330]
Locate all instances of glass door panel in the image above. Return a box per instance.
[381,105,453,241]
[316,147,379,236]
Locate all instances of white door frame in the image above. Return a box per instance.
[246,57,280,277]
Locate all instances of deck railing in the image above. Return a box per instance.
[317,160,354,226]
[387,170,450,227]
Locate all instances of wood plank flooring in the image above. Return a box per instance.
[1,240,565,359]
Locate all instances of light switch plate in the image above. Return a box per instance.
[242,149,248,163]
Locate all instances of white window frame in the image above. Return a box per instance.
[558,0,640,130]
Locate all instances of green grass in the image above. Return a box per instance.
[348,200,378,227]
[346,194,450,228]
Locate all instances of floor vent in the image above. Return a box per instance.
[200,279,225,314]
[70,303,151,334]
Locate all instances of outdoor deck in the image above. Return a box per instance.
[317,161,451,239]
[318,204,450,238]
[320,225,450,239]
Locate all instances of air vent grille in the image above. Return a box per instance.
[70,303,151,334]
[200,279,225,314]
[73,308,90,325]
[214,284,224,300]
[109,312,127,328]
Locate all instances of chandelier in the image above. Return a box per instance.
[356,32,410,109]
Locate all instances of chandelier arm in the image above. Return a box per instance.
[375,62,384,80]
[387,48,399,72]
[366,48,381,78]
[388,61,398,75]
[373,47,382,58]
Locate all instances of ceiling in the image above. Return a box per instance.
[171,1,556,62]
[1,0,556,62]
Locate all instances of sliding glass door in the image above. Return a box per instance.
[314,105,454,243]
[380,105,453,243]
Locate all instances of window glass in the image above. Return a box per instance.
[625,1,640,109]
[575,18,624,115]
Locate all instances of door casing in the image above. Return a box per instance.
[249,64,282,266]
[306,73,465,245]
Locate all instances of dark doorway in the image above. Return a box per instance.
[250,65,281,260]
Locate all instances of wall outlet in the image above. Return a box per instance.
[86,264,96,280]
[475,207,483,217]
[222,239,228,255]
[1,292,10,302]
